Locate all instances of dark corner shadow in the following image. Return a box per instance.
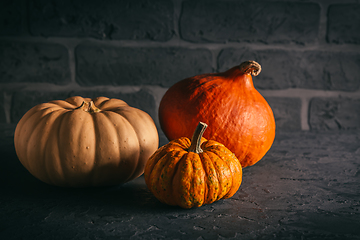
[2,156,178,212]
[1,143,188,212]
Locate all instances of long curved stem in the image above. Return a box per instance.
[188,122,208,153]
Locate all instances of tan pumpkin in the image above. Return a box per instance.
[14,96,159,187]
[144,122,242,209]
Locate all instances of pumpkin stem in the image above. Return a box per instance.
[77,101,101,113]
[188,122,208,154]
[239,60,261,76]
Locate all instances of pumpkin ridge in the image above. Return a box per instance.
[115,109,147,181]
[16,105,66,147]
[45,109,68,186]
[170,153,188,206]
[145,153,161,195]
[97,112,119,183]
[97,98,129,111]
[59,109,84,186]
[170,152,190,207]
[56,110,79,186]
[198,151,218,204]
[207,150,232,200]
[100,110,139,184]
[89,111,119,186]
[21,107,62,179]
[145,142,186,184]
[15,105,42,129]
[144,145,169,182]
[209,144,242,199]
[204,151,223,200]
[90,110,102,186]
[33,112,50,183]
[25,110,54,184]
[149,150,178,200]
[159,150,187,205]
[173,152,194,208]
[96,98,112,110]
[50,99,79,109]
[64,96,87,107]
[198,152,208,203]
[91,97,111,108]
[41,109,67,185]
[172,137,192,150]
[14,106,43,171]
[44,107,70,184]
[63,107,96,187]
[188,152,206,208]
[112,110,140,183]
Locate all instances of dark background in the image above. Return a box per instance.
[1,0,360,146]
[1,1,360,239]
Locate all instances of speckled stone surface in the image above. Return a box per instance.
[1,124,359,240]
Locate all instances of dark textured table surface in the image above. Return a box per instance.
[1,124,360,240]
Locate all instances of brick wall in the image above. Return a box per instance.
[1,0,360,146]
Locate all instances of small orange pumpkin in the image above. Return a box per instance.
[159,60,275,167]
[144,122,242,209]
[14,96,159,187]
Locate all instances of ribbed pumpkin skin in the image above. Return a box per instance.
[14,96,159,187]
[144,137,242,209]
[159,62,275,168]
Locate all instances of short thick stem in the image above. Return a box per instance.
[239,60,261,76]
[76,101,100,113]
[188,122,208,153]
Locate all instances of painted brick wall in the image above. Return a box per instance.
[1,0,360,146]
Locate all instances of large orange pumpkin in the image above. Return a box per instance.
[159,61,275,168]
[144,122,242,209]
[14,96,159,187]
